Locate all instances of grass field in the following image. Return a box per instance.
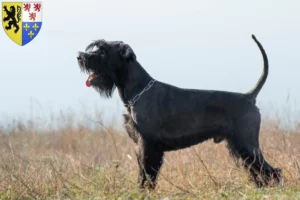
[1,110,300,200]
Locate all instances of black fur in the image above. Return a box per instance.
[77,35,282,189]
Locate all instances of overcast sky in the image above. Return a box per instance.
[1,0,299,126]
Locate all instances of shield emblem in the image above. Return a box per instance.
[2,2,42,46]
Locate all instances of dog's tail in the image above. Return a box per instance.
[246,34,269,102]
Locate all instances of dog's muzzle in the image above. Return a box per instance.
[77,54,85,67]
[85,73,98,87]
[77,53,98,87]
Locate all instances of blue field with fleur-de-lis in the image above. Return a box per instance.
[22,21,42,46]
[2,2,42,46]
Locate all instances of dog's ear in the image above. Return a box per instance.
[120,44,136,63]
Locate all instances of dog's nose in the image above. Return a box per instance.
[77,56,82,61]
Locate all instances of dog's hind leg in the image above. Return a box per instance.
[227,122,281,186]
[227,140,263,186]
[228,141,281,186]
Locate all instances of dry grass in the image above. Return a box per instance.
[1,111,300,199]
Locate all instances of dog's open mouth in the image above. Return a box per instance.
[86,73,98,87]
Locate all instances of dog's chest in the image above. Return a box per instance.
[129,106,161,135]
[129,107,150,125]
[130,108,137,122]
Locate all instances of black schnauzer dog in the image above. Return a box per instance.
[77,35,281,189]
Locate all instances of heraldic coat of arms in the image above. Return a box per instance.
[2,2,42,46]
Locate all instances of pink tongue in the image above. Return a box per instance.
[85,73,96,87]
[86,80,91,87]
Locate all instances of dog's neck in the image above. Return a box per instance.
[117,61,153,105]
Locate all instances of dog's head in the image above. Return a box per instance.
[77,39,136,97]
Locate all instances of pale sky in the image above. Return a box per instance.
[1,0,299,127]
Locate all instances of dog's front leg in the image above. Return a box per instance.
[136,138,164,190]
[123,114,163,189]
[134,144,146,187]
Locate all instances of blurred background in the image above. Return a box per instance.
[1,0,300,130]
[1,1,300,198]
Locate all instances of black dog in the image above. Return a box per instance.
[77,35,281,189]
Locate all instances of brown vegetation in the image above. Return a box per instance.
[0,110,300,199]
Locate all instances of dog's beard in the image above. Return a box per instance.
[89,72,116,98]
[77,52,116,98]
